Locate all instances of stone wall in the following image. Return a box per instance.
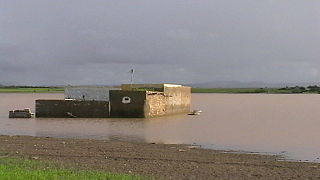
[36,100,110,118]
[145,92,166,118]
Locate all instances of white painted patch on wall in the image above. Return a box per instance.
[122,96,131,104]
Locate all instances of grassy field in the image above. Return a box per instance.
[0,156,145,180]
[0,87,64,93]
[192,88,260,93]
[191,88,300,94]
[0,87,317,94]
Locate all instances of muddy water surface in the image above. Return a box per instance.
[1,93,320,162]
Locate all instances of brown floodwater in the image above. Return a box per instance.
[1,93,320,162]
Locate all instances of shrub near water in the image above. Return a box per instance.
[0,157,144,180]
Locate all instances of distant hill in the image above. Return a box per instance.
[0,82,13,86]
[188,81,320,88]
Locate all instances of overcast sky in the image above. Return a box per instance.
[0,0,319,85]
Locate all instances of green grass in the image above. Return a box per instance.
[191,88,305,94]
[0,157,145,180]
[192,88,260,93]
[0,87,64,93]
[1,86,316,94]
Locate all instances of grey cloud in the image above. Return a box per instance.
[0,44,31,72]
[0,0,320,85]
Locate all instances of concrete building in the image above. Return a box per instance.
[36,84,191,118]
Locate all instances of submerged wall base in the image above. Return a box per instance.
[36,100,110,118]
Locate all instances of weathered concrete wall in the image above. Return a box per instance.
[163,86,191,115]
[109,90,147,118]
[36,100,110,118]
[65,86,120,101]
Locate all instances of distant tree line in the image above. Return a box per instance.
[278,85,320,93]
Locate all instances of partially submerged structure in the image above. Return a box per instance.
[36,84,191,118]
[9,108,33,118]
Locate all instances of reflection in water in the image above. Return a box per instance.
[34,118,147,142]
[1,93,320,162]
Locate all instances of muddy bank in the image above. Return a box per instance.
[0,135,320,180]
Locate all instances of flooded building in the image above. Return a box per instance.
[36,84,191,118]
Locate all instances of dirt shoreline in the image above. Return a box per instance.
[0,135,320,179]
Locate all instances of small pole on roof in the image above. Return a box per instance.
[130,68,134,84]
